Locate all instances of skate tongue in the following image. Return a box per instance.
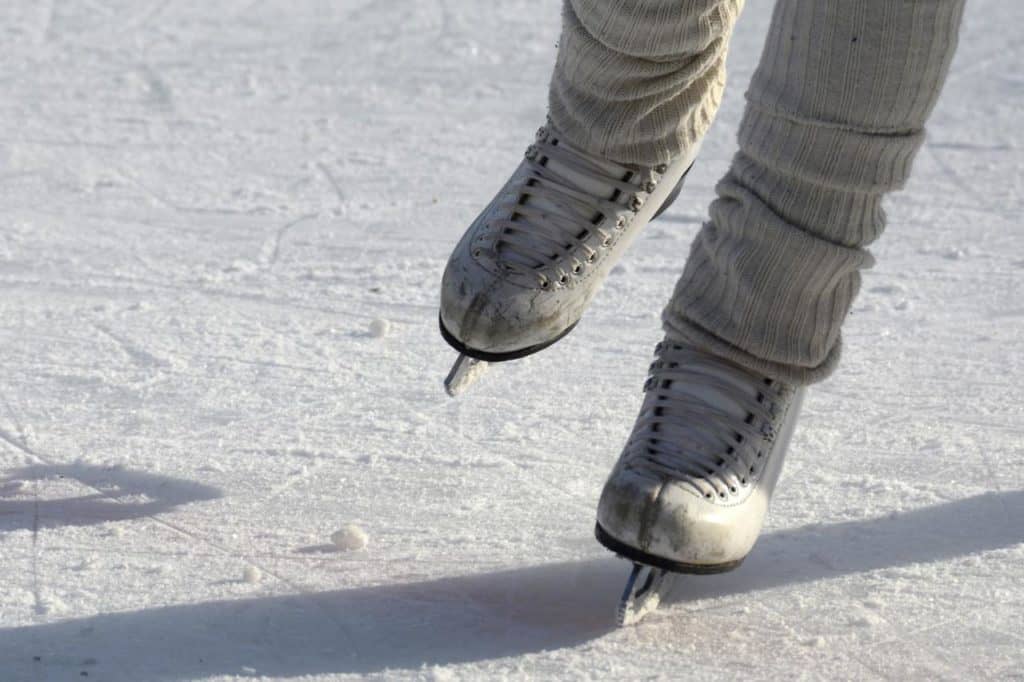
[651,350,765,454]
[673,363,755,421]
[541,138,628,204]
[505,137,632,269]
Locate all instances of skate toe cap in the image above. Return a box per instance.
[597,470,766,568]
[440,258,574,356]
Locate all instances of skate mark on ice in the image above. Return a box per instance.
[0,424,33,457]
[926,146,987,210]
[1,491,1020,678]
[928,140,1013,153]
[317,162,346,206]
[35,0,56,45]
[30,481,43,616]
[135,63,176,114]
[987,307,1024,320]
[92,323,169,369]
[258,213,315,269]
[128,0,172,34]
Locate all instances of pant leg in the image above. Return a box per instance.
[663,0,966,384]
[548,0,744,166]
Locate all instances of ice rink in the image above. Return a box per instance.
[0,1,1021,679]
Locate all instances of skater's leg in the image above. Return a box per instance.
[549,0,744,165]
[440,0,747,382]
[663,0,966,384]
[596,1,967,599]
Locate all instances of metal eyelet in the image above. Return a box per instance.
[630,195,644,211]
[644,181,656,193]
[615,216,626,230]
[655,163,668,174]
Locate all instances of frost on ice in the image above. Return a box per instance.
[330,524,369,551]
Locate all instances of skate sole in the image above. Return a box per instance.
[439,316,579,362]
[595,523,744,575]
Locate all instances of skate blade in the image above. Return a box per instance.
[444,354,489,397]
[617,562,674,627]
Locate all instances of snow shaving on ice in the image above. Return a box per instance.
[368,318,390,338]
[331,524,369,551]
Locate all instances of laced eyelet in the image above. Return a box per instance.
[472,249,482,258]
[644,181,656,193]
[572,263,582,274]
[601,237,613,247]
[538,276,550,289]
[559,274,569,285]
[586,253,596,263]
[630,195,644,211]
[655,163,668,174]
[615,216,626,230]
[524,145,539,161]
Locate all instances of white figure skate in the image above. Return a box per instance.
[595,341,805,625]
[440,123,699,396]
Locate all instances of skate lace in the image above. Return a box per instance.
[485,126,660,287]
[625,343,787,501]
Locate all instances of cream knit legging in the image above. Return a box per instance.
[550,0,965,384]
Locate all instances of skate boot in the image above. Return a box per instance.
[439,123,699,395]
[595,340,805,625]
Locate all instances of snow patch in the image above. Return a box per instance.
[330,524,369,551]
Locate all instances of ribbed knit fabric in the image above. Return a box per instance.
[663,0,966,384]
[549,0,744,166]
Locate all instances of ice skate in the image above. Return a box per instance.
[439,123,699,396]
[595,341,805,625]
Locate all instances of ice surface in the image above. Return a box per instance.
[0,1,1020,680]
